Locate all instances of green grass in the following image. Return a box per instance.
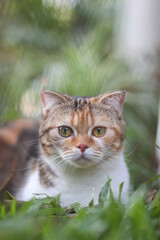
[0,180,160,240]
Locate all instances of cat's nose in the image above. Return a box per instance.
[76,144,89,153]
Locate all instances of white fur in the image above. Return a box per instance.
[16,152,129,207]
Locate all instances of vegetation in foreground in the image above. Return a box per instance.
[0,179,160,240]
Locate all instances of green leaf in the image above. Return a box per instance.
[98,179,111,207]
[10,199,16,217]
[89,198,94,208]
[0,205,6,219]
[118,182,124,204]
[71,202,83,214]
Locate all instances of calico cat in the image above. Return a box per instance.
[0,119,39,194]
[0,91,130,206]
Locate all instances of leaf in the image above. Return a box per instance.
[0,204,6,219]
[156,144,160,150]
[0,191,15,202]
[10,199,16,217]
[71,202,83,214]
[89,198,94,208]
[98,179,111,207]
[148,174,160,183]
[118,182,124,204]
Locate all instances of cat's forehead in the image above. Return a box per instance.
[50,96,117,121]
[47,95,121,127]
[70,105,94,129]
[69,97,113,129]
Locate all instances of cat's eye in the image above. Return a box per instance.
[58,126,73,137]
[92,126,106,137]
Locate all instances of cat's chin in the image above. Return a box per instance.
[70,157,97,169]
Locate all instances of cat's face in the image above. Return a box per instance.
[39,91,125,169]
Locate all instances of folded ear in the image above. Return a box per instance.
[99,91,126,115]
[40,90,72,116]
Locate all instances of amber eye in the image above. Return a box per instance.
[58,126,73,137]
[92,126,106,137]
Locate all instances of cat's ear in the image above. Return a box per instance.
[40,90,72,116]
[99,91,126,115]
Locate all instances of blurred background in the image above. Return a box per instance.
[0,0,159,189]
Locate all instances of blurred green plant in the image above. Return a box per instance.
[0,180,159,240]
[0,0,159,188]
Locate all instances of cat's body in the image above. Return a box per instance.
[0,91,130,206]
[16,152,129,206]
[0,119,39,194]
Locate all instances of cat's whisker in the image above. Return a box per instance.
[93,153,103,158]
[103,161,113,171]
[97,160,109,172]
[60,161,69,173]
[54,159,65,169]
[103,154,114,159]
[15,160,43,171]
[39,161,47,171]
[55,160,68,174]
[53,157,70,173]
[106,159,117,170]
[103,150,114,157]
[21,148,38,159]
[124,145,137,158]
[47,154,61,161]
[125,158,148,177]
[26,139,40,144]
[63,150,74,155]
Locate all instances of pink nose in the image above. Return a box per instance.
[76,144,89,153]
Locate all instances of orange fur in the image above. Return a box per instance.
[0,119,37,145]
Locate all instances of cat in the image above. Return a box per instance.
[0,119,39,194]
[0,90,130,206]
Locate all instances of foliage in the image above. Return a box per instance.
[0,180,159,240]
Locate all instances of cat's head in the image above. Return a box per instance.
[39,90,126,170]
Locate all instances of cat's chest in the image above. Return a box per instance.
[16,155,129,206]
[17,168,108,206]
[54,172,107,206]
